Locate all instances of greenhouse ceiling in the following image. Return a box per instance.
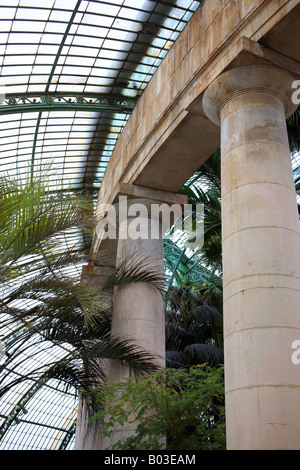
[0,0,202,451]
[0,0,201,191]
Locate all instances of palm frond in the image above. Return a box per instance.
[166,343,224,369]
[104,249,165,295]
[0,169,94,280]
[165,322,195,352]
[191,304,223,349]
[287,106,300,152]
[183,343,224,368]
[166,350,190,369]
[184,148,221,192]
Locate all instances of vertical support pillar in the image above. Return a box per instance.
[203,63,300,449]
[103,196,166,448]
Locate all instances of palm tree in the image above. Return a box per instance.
[161,149,224,369]
[179,148,222,276]
[0,169,161,423]
[287,106,300,153]
[0,169,94,292]
[165,285,224,369]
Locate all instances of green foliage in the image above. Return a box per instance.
[0,270,159,403]
[287,106,300,153]
[91,365,225,450]
[179,149,222,275]
[0,169,94,278]
[0,169,161,406]
[165,286,224,368]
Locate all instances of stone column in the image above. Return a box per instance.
[101,196,166,448]
[203,63,300,449]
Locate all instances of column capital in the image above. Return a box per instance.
[202,63,298,126]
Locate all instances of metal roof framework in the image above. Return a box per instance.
[0,0,202,191]
[0,0,203,450]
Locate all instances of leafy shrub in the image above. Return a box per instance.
[91,364,225,450]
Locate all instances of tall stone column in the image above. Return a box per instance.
[102,196,166,448]
[110,199,166,374]
[203,63,300,449]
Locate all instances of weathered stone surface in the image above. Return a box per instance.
[203,63,300,450]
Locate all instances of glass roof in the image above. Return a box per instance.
[292,151,300,205]
[0,0,200,191]
[0,0,202,450]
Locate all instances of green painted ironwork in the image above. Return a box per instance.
[30,111,42,182]
[0,93,137,116]
[0,379,47,441]
[164,239,213,287]
[44,0,82,96]
[58,423,76,450]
